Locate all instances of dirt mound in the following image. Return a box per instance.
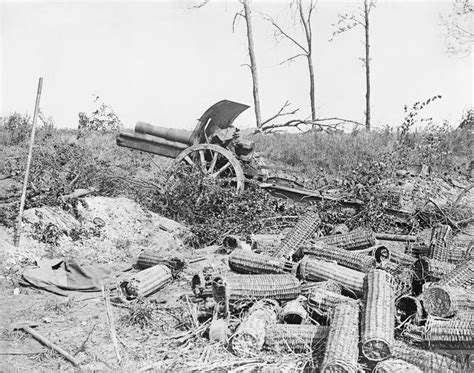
[1,197,190,271]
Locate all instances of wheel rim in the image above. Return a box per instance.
[175,144,245,194]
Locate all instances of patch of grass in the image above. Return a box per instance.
[120,299,155,329]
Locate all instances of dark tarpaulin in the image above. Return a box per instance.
[20,259,116,296]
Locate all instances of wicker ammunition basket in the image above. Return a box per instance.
[280,298,308,324]
[307,288,358,315]
[429,224,453,262]
[120,264,172,299]
[231,299,280,357]
[373,358,422,373]
[301,280,342,295]
[418,316,474,349]
[388,250,417,267]
[299,257,365,295]
[315,229,376,251]
[320,303,360,373]
[264,324,329,353]
[406,241,430,258]
[361,270,395,361]
[438,258,474,287]
[413,257,456,283]
[248,234,284,253]
[228,250,297,275]
[423,284,474,317]
[272,211,321,260]
[380,262,414,298]
[395,295,423,325]
[392,340,465,373]
[303,241,375,273]
[136,251,184,271]
[212,274,301,306]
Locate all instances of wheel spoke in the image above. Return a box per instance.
[199,150,206,171]
[184,155,195,166]
[208,152,218,174]
[212,162,231,178]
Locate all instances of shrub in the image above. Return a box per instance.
[0,112,31,145]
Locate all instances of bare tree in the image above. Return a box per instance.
[331,0,375,131]
[442,0,473,57]
[235,0,262,128]
[192,0,263,128]
[265,0,318,121]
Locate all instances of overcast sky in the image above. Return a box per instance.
[0,0,472,131]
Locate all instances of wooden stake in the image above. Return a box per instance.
[14,77,43,247]
[102,286,121,364]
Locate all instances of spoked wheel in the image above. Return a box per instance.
[175,144,245,194]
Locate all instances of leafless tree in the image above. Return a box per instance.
[264,0,318,121]
[330,0,375,131]
[191,0,263,128]
[234,0,262,128]
[442,0,473,57]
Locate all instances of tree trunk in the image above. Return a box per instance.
[242,0,262,128]
[364,0,371,131]
[298,1,316,121]
[307,55,316,121]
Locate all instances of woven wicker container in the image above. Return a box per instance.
[307,288,358,314]
[395,295,423,325]
[414,257,456,282]
[392,341,464,373]
[299,257,365,295]
[380,262,413,299]
[438,258,474,287]
[315,229,376,251]
[301,280,342,295]
[373,359,422,373]
[248,234,284,253]
[264,324,329,353]
[272,211,321,260]
[429,224,453,262]
[228,250,297,275]
[231,299,279,357]
[418,316,474,349]
[388,250,417,267]
[136,250,184,270]
[321,303,360,373]
[212,274,301,305]
[423,284,474,317]
[280,298,308,324]
[406,242,430,258]
[120,264,172,299]
[361,269,395,361]
[303,241,376,273]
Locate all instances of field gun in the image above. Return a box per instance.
[117,100,261,194]
[117,100,407,215]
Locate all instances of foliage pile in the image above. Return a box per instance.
[132,164,303,248]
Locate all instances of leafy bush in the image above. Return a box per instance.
[0,112,32,145]
[77,94,123,135]
[133,164,302,248]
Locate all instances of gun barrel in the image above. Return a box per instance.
[135,121,194,145]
